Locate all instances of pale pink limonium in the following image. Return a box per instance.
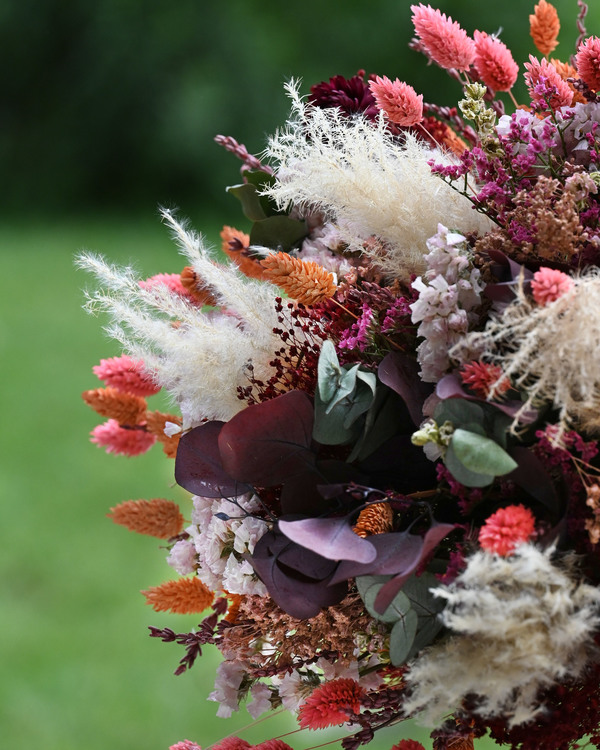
[90,418,156,456]
[92,354,160,396]
[368,76,423,126]
[530,267,575,306]
[411,4,475,72]
[576,36,600,92]
[473,30,519,92]
[524,56,573,110]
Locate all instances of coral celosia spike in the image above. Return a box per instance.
[297,678,364,729]
[90,419,156,456]
[253,741,294,750]
[576,36,600,93]
[368,76,423,126]
[211,737,251,750]
[353,502,394,538]
[108,498,185,539]
[142,577,214,614]
[82,386,147,425]
[478,504,536,556]
[145,410,182,458]
[473,31,519,92]
[260,252,336,306]
[390,741,427,750]
[92,354,160,397]
[530,0,560,57]
[411,3,475,72]
[524,56,573,109]
[169,741,202,750]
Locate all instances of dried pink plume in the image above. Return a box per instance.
[90,419,156,456]
[479,504,536,556]
[576,36,600,92]
[369,76,423,126]
[411,3,475,72]
[92,354,160,397]
[473,30,519,92]
[531,267,575,306]
[524,56,573,109]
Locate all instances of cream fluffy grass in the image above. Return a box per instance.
[403,545,600,727]
[77,210,283,425]
[264,81,492,280]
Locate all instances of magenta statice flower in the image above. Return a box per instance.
[338,303,376,352]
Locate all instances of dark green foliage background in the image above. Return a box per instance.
[1,1,598,749]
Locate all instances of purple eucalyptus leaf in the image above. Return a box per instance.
[485,249,533,304]
[435,374,537,423]
[279,516,377,563]
[279,459,367,515]
[218,390,316,487]
[507,446,561,515]
[378,353,432,426]
[174,421,249,498]
[277,539,340,578]
[357,433,438,493]
[373,523,455,613]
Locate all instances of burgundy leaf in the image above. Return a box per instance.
[378,352,432,426]
[218,390,316,486]
[435,374,537,423]
[175,421,249,498]
[279,516,377,563]
[507,447,561,515]
[373,523,455,613]
[279,459,367,515]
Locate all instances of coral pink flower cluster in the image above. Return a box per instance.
[90,418,156,456]
[369,76,423,126]
[524,56,573,109]
[530,267,575,306]
[473,31,519,92]
[460,360,510,399]
[92,354,160,396]
[479,504,536,556]
[297,677,364,730]
[171,739,295,750]
[411,4,475,72]
[576,36,600,92]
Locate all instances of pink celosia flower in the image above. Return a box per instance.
[211,738,251,750]
[139,272,197,302]
[390,741,426,750]
[169,742,201,750]
[368,76,423,126]
[576,36,600,92]
[297,678,364,729]
[460,360,510,399]
[524,56,573,110]
[473,30,519,92]
[253,741,294,750]
[479,505,536,556]
[92,354,160,397]
[531,267,574,306]
[90,419,156,456]
[411,4,475,72]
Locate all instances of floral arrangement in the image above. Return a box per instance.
[78,2,600,748]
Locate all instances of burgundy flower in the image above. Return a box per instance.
[309,71,379,119]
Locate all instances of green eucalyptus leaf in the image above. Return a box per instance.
[389,609,419,665]
[326,365,360,414]
[434,398,484,428]
[313,390,363,445]
[406,614,444,661]
[244,170,280,216]
[445,441,494,488]
[226,183,267,221]
[342,379,377,429]
[350,388,407,463]
[451,428,517,476]
[356,574,392,602]
[317,340,342,404]
[249,216,308,251]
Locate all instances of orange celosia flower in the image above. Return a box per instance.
[82,386,147,425]
[260,252,337,306]
[369,76,423,126]
[353,502,394,538]
[411,3,475,72]
[478,505,536,556]
[576,36,600,92]
[145,410,182,458]
[297,678,364,729]
[180,266,218,306]
[220,226,269,281]
[108,498,185,539]
[530,0,560,57]
[550,58,587,104]
[142,577,214,614]
[473,31,519,92]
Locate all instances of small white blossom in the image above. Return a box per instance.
[166,539,197,576]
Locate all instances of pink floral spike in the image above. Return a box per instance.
[253,742,294,750]
[531,267,574,306]
[90,419,156,456]
[473,31,519,92]
[139,272,197,302]
[212,738,251,750]
[524,56,573,109]
[369,76,423,126]
[479,505,536,556]
[576,36,600,92]
[169,742,202,750]
[411,4,475,72]
[92,354,160,397]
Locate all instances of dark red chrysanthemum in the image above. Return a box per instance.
[309,71,379,119]
[297,678,364,729]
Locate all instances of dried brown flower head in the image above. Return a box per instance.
[145,410,182,458]
[530,0,560,57]
[82,386,147,425]
[353,502,394,537]
[108,498,185,539]
[142,577,214,614]
[260,252,336,305]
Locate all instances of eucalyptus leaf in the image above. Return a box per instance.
[250,215,308,251]
[226,183,268,222]
[434,398,485,427]
[318,340,343,404]
[450,428,517,476]
[363,584,412,624]
[355,574,392,603]
[445,441,494,488]
[325,365,360,414]
[406,614,444,661]
[389,609,419,665]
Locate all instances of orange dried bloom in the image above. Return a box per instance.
[142,577,214,614]
[223,592,244,623]
[108,498,185,539]
[551,58,587,104]
[576,36,600,92]
[473,31,519,92]
[297,678,364,729]
[353,502,394,538]
[82,386,147,425]
[180,266,218,306]
[220,226,269,281]
[530,0,560,57]
[368,76,423,126]
[145,410,182,458]
[260,252,336,305]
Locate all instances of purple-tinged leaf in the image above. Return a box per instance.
[374,523,455,613]
[218,390,316,487]
[279,516,377,563]
[175,421,249,498]
[485,250,533,305]
[507,447,561,515]
[378,353,432,427]
[357,433,438,493]
[277,539,339,579]
[435,374,537,423]
[279,459,367,515]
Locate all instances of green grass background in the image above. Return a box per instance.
[0,215,503,749]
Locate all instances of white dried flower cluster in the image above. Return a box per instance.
[410,224,485,382]
[453,268,600,433]
[77,209,284,425]
[263,81,492,281]
[403,544,600,727]
[186,493,268,597]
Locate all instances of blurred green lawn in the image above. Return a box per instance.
[0,215,499,750]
